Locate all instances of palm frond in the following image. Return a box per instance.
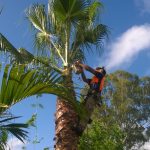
[34,32,50,52]
[0,130,7,150]
[0,34,36,64]
[50,0,89,24]
[34,56,63,73]
[0,116,21,123]
[69,48,85,64]
[72,24,109,54]
[18,48,34,62]
[70,1,108,56]
[0,116,28,143]
[84,24,109,46]
[0,64,75,114]
[1,123,28,143]
[26,4,67,64]
[26,4,48,33]
[87,1,103,25]
[26,4,53,53]
[0,34,63,74]
[0,33,22,62]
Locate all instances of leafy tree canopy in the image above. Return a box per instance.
[79,70,150,149]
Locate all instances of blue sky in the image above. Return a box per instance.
[1,0,150,149]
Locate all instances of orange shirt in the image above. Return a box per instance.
[90,76,105,92]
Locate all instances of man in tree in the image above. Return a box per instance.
[73,61,106,135]
[75,61,106,105]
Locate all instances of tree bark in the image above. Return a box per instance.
[54,98,79,150]
[54,70,80,150]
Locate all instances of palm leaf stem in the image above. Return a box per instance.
[65,29,68,67]
[46,33,66,66]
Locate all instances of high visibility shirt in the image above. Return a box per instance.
[87,72,105,92]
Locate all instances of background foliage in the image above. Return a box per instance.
[79,70,150,149]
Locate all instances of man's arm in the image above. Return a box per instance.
[79,63,96,75]
[81,71,88,83]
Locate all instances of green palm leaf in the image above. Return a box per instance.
[1,123,28,143]
[50,0,88,23]
[0,34,63,73]
[0,64,75,114]
[0,33,35,64]
[0,116,29,149]
[69,48,85,64]
[27,4,48,33]
[0,33,21,62]
[0,130,7,150]
[87,1,103,24]
[73,24,108,51]
[26,4,51,52]
[26,4,67,64]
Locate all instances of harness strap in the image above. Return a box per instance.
[90,75,105,93]
[97,77,102,92]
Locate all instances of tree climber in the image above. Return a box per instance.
[75,61,106,106]
[72,61,106,135]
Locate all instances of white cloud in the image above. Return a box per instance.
[134,0,150,14]
[6,138,26,150]
[139,140,150,150]
[104,24,150,71]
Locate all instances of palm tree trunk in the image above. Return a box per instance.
[54,71,80,150]
[54,98,79,150]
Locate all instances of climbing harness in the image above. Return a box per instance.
[90,76,105,92]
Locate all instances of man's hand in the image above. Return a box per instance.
[75,61,96,75]
[74,66,83,74]
[73,61,83,74]
[75,60,81,66]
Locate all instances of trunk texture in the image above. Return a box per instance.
[54,71,80,150]
[55,98,79,150]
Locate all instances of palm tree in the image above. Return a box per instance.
[0,0,108,149]
[26,0,108,149]
[0,115,28,150]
